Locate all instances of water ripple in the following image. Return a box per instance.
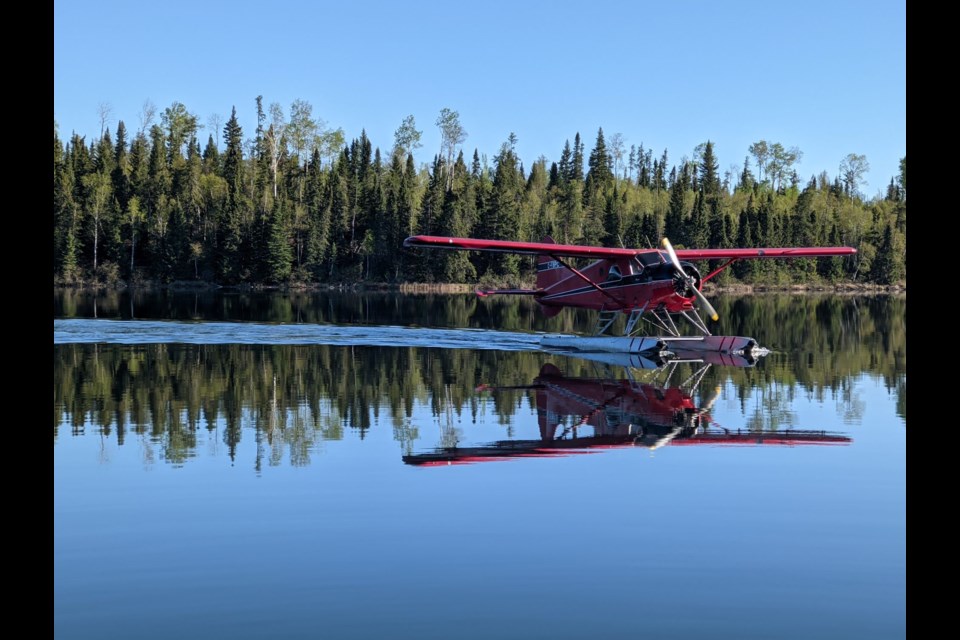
[53,319,544,351]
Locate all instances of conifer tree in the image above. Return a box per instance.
[871,224,903,284]
[524,159,552,242]
[266,197,292,282]
[397,154,419,278]
[707,199,729,282]
[639,146,652,188]
[202,135,220,174]
[664,163,689,245]
[699,141,720,197]
[217,107,246,282]
[416,155,447,280]
[734,200,755,280]
[54,130,81,280]
[438,151,477,282]
[819,222,846,281]
[587,128,614,188]
[790,183,818,278]
[572,133,585,183]
[602,185,625,247]
[486,139,523,276]
[655,149,668,194]
[328,150,352,274]
[305,149,330,279]
[689,191,708,248]
[348,130,374,258]
[111,122,131,213]
[738,156,755,191]
[128,132,149,200]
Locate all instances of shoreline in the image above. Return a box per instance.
[54,280,906,295]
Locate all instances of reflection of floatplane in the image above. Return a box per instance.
[404,235,855,356]
[403,357,851,467]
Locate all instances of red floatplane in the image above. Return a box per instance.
[403,235,856,355]
[403,360,851,467]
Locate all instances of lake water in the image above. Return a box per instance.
[53,289,906,640]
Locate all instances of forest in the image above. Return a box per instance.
[53,99,907,289]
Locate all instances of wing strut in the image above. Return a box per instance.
[701,258,739,284]
[551,255,627,308]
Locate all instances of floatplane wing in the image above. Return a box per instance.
[403,235,856,261]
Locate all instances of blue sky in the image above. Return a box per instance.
[54,0,905,197]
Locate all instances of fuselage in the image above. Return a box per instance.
[536,250,700,314]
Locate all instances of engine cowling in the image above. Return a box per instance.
[673,262,703,297]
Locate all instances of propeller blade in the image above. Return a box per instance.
[662,238,718,322]
[691,286,720,322]
[661,237,683,272]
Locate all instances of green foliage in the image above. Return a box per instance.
[898,156,906,200]
[53,101,905,288]
[699,140,720,196]
[870,224,905,284]
[393,114,422,161]
[664,163,689,245]
[266,198,293,283]
[485,139,524,276]
[602,186,625,247]
[839,153,870,199]
[95,261,121,287]
[587,128,614,189]
[161,101,199,162]
[217,107,246,282]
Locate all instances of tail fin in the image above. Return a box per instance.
[536,236,565,291]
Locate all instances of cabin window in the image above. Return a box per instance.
[637,252,662,268]
[606,265,622,282]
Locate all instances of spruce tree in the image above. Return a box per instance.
[399,154,419,277]
[602,185,624,247]
[202,134,220,174]
[689,191,708,248]
[439,151,477,282]
[558,139,584,244]
[305,149,330,280]
[734,199,756,281]
[111,121,131,213]
[266,197,293,282]
[587,128,614,188]
[487,140,523,276]
[218,107,246,282]
[572,133,585,183]
[819,222,845,281]
[871,224,903,284]
[417,155,447,280]
[54,132,81,281]
[699,141,720,197]
[664,163,689,245]
[707,199,729,282]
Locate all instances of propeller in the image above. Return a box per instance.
[661,237,719,322]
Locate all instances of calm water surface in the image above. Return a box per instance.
[54,290,906,640]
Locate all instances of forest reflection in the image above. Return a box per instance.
[54,293,904,469]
